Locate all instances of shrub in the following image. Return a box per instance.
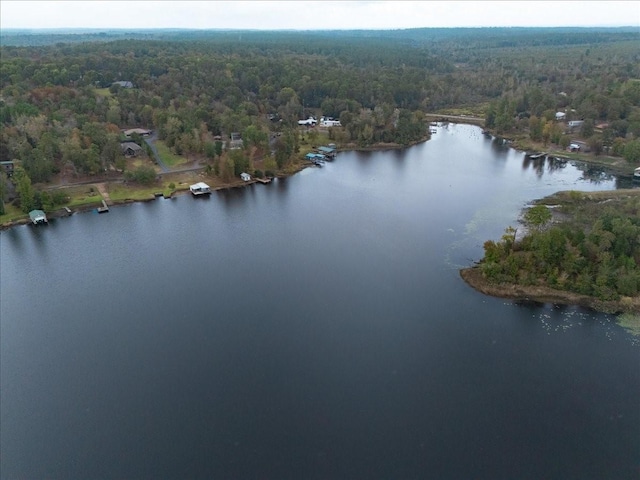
[125,166,157,185]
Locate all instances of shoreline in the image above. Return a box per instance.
[3,125,636,231]
[0,164,313,231]
[459,266,640,315]
[0,137,426,231]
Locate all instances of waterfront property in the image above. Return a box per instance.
[240,172,251,182]
[634,167,640,181]
[2,125,637,480]
[317,146,336,158]
[305,153,326,165]
[29,209,47,224]
[190,182,212,195]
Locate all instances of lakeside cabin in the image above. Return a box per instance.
[29,209,48,225]
[240,172,251,182]
[190,182,211,196]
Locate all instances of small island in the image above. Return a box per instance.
[461,189,640,334]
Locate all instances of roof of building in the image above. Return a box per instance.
[123,128,152,136]
[318,146,336,153]
[121,142,142,151]
[29,209,46,220]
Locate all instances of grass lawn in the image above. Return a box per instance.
[0,204,28,224]
[64,188,104,208]
[94,88,113,98]
[107,182,175,201]
[154,140,190,168]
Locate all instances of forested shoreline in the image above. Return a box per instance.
[462,190,640,315]
[1,27,639,222]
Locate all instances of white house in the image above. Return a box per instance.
[568,120,584,128]
[555,112,566,121]
[320,117,342,127]
[112,81,133,89]
[298,117,317,126]
[240,172,251,182]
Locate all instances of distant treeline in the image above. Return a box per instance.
[0,27,639,196]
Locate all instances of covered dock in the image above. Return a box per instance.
[29,209,48,225]
[190,182,212,195]
[317,146,337,158]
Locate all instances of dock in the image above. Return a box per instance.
[527,152,547,159]
[29,209,48,225]
[254,177,272,184]
[97,200,109,213]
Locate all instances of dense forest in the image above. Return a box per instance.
[1,27,639,214]
[477,191,640,304]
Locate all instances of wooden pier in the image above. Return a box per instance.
[254,177,272,184]
[97,200,109,213]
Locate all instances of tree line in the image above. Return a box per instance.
[0,28,639,213]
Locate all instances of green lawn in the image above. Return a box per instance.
[107,183,174,201]
[94,88,113,98]
[0,204,28,225]
[154,140,190,168]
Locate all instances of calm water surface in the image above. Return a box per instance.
[2,124,639,479]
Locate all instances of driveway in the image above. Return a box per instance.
[144,133,170,173]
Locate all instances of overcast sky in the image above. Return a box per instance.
[1,1,639,30]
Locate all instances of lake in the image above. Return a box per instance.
[1,124,639,479]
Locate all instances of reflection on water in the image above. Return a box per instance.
[1,124,637,480]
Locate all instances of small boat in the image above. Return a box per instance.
[634,167,640,181]
[190,182,212,195]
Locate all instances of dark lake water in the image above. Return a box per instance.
[2,124,639,480]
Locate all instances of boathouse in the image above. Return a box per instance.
[240,172,251,182]
[29,209,48,225]
[190,182,211,195]
[317,146,336,157]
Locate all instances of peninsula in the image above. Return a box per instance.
[460,189,640,333]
